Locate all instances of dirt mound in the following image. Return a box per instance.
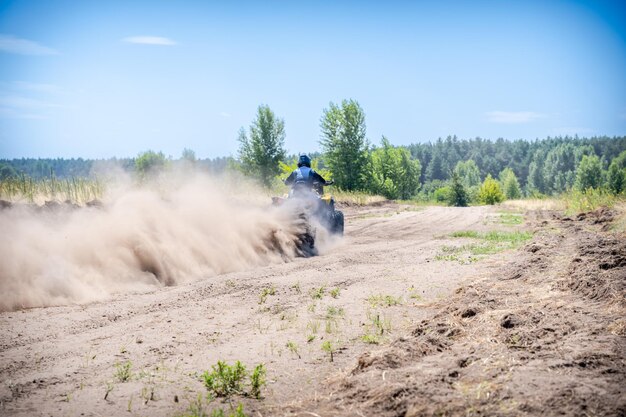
[562,233,626,305]
[285,209,626,416]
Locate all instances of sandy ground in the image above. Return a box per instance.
[1,203,624,416]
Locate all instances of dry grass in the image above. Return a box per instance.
[501,198,565,211]
[0,175,104,205]
[332,190,386,205]
[609,202,626,233]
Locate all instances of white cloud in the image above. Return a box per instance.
[220,112,231,118]
[13,81,62,94]
[123,36,177,46]
[0,107,47,119]
[486,111,544,124]
[550,127,595,136]
[0,34,58,55]
[0,95,61,109]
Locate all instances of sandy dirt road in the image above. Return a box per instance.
[0,204,516,416]
[6,204,622,417]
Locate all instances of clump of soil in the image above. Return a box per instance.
[285,209,626,416]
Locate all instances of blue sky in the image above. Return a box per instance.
[0,0,625,159]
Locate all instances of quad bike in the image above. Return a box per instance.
[272,180,344,255]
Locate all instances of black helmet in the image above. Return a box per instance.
[297,154,311,168]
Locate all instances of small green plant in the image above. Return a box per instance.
[180,394,206,417]
[141,385,155,404]
[361,334,380,344]
[115,361,132,382]
[307,320,320,334]
[185,399,248,417]
[258,286,276,304]
[450,230,480,238]
[326,306,345,318]
[310,286,326,299]
[201,361,265,401]
[498,212,523,225]
[368,311,392,335]
[321,341,335,362]
[291,282,301,294]
[368,294,402,307]
[104,382,114,400]
[250,364,266,399]
[202,361,247,397]
[408,286,424,301]
[325,319,335,334]
[211,409,225,417]
[330,287,341,298]
[307,335,316,343]
[286,341,300,359]
[439,230,534,263]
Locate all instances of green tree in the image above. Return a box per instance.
[478,174,504,205]
[499,167,522,199]
[527,150,546,195]
[448,172,469,207]
[575,154,603,191]
[454,159,481,188]
[238,105,287,188]
[0,163,17,180]
[181,148,197,163]
[425,151,446,181]
[135,150,167,178]
[371,137,421,199]
[607,161,625,194]
[320,99,369,191]
[542,144,594,194]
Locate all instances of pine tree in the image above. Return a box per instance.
[448,172,469,207]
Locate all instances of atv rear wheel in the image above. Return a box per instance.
[332,210,344,235]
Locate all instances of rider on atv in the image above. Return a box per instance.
[284,154,329,195]
[280,153,344,237]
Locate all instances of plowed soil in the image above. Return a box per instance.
[1,204,624,417]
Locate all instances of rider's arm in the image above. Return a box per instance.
[312,171,326,184]
[284,171,296,185]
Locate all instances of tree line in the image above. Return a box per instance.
[2,99,625,204]
[237,101,626,203]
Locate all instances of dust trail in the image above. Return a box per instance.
[0,174,310,311]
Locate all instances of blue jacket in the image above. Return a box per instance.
[284,166,326,187]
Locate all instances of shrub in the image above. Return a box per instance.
[478,175,504,205]
[433,186,451,203]
[202,361,266,400]
[203,361,247,398]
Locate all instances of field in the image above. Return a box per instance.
[0,192,624,416]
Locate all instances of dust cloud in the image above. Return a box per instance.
[0,174,314,311]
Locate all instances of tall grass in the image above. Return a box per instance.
[0,174,104,204]
[562,188,620,215]
[332,189,386,205]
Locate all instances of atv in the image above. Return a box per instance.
[272,180,344,255]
